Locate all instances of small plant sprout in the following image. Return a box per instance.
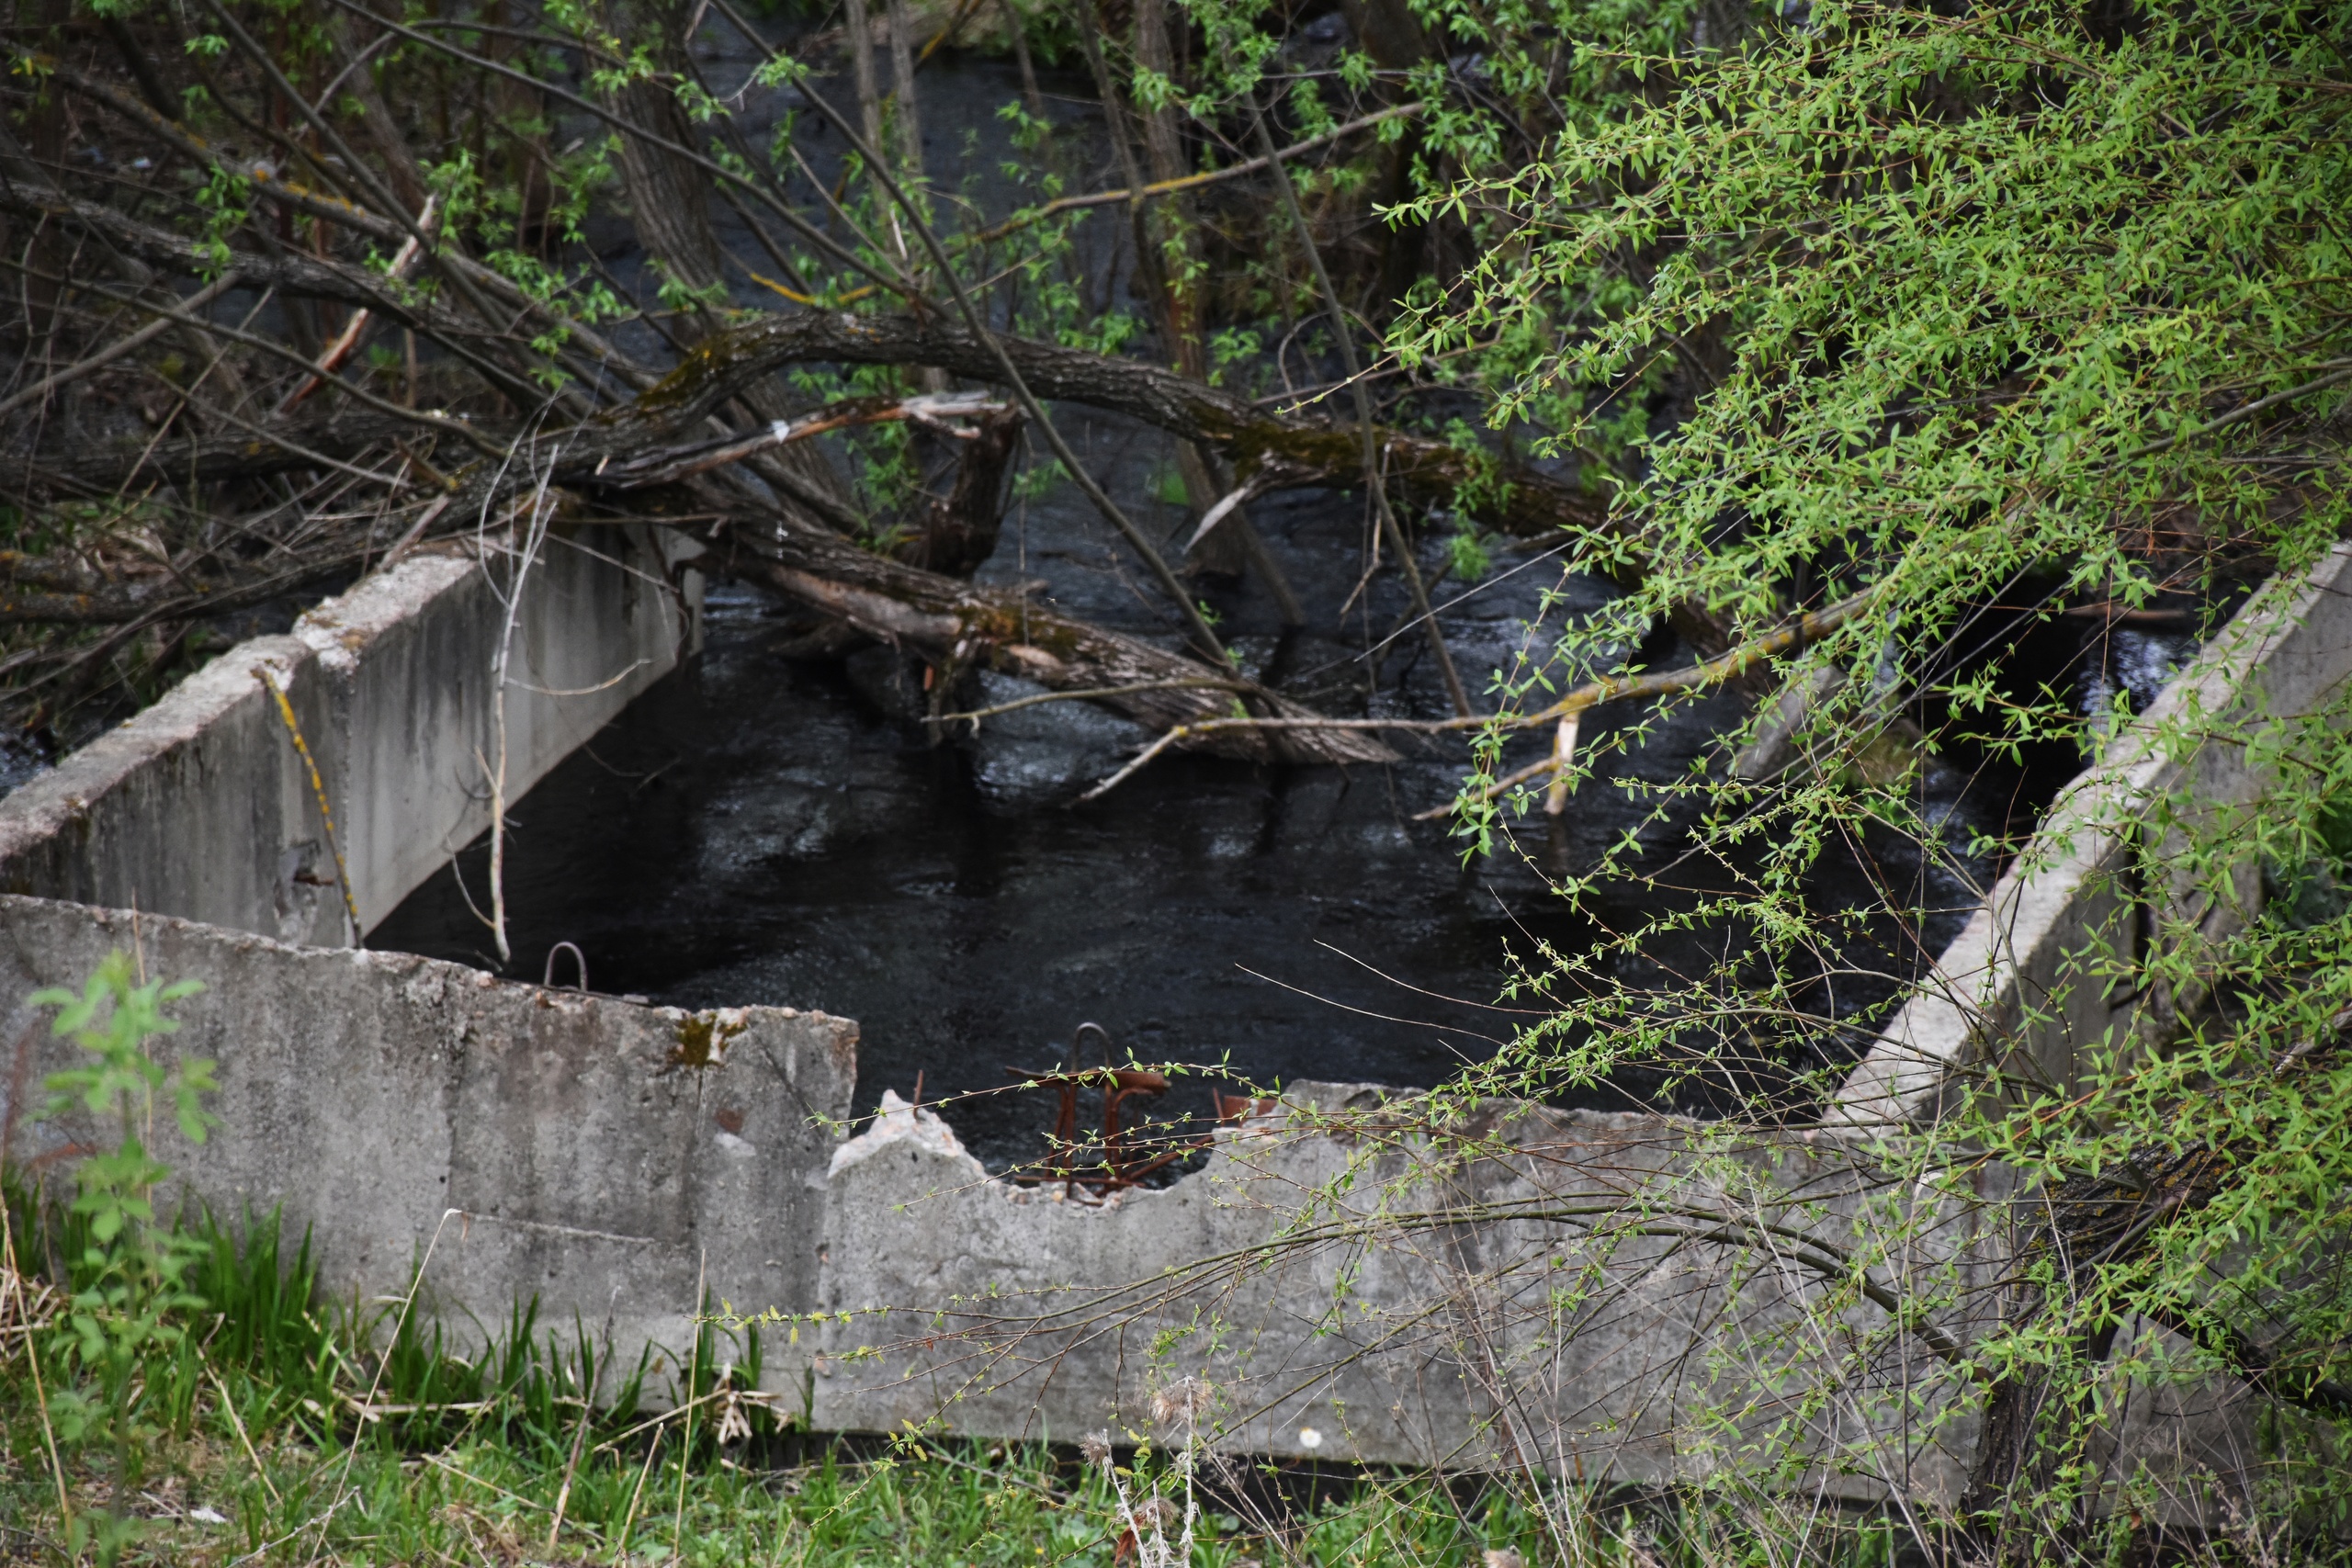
[33,952,213,1566]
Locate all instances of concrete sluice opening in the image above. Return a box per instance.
[300,45,2212,1170]
[0,141,2253,1470]
[0,0,2338,1524]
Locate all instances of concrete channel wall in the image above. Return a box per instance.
[0,896,854,1388]
[0,539,2341,1500]
[0,524,697,945]
[1836,542,2352,1127]
[811,1088,2261,1502]
[0,900,1999,1494]
[0,907,2258,1502]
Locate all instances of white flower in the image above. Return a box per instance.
[1296,1427,1323,1450]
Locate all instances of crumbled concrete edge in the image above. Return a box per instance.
[0,636,303,864]
[290,545,480,673]
[829,1089,980,1179]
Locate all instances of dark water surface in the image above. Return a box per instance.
[373,586,1572,1168]
[368,28,2081,1170]
[370,492,2018,1173]
[1,12,2200,1179]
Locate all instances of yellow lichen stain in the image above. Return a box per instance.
[628,333,737,415]
[962,599,1080,661]
[670,1009,748,1070]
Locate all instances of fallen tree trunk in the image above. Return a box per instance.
[682,489,1396,767]
[1,175,1734,650]
[625,310,1617,544]
[1,29,1745,703]
[0,162,1707,622]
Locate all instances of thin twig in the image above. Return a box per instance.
[277,196,440,415]
[0,270,242,423]
[546,1373,596,1549]
[962,103,1427,247]
[2115,362,2352,463]
[0,1190,72,1537]
[1413,586,1883,818]
[206,1362,284,1507]
[938,675,1252,730]
[51,268,503,457]
[1067,588,1877,801]
[255,666,363,945]
[1248,94,1471,717]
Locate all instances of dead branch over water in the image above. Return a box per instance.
[0,6,1697,767]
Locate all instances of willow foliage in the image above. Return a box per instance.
[1396,0,2350,1063]
[1411,0,2350,608]
[1384,0,2352,1540]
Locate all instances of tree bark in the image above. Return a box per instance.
[638,310,1623,540]
[695,486,1396,766]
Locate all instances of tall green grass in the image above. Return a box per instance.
[0,1173,1939,1565]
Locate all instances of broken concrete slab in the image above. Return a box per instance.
[809,1083,1990,1495]
[0,893,2280,1503]
[1835,542,2352,1128]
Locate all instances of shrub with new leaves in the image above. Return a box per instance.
[35,952,213,1564]
[1377,0,2352,1548]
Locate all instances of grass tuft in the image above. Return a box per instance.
[2,1173,1930,1565]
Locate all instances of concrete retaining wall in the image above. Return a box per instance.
[1836,543,2352,1127]
[808,1089,2262,1502]
[810,1086,1991,1495]
[0,535,2334,1497]
[0,901,1998,1491]
[0,895,852,1381]
[0,524,697,945]
[0,897,2274,1498]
